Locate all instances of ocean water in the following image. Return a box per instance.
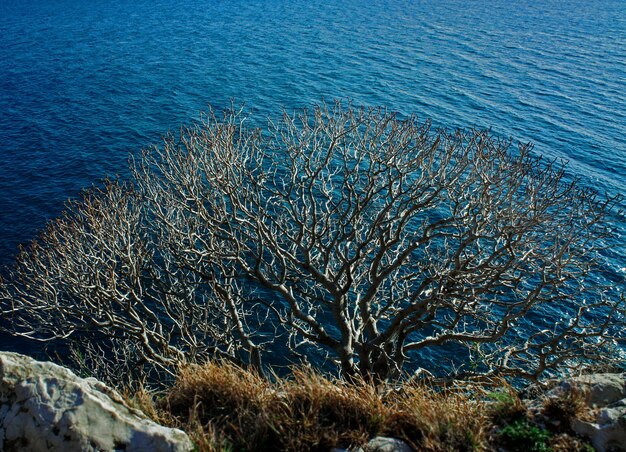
[0,0,624,356]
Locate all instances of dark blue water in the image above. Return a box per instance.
[1,0,625,355]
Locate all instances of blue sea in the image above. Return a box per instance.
[0,0,624,356]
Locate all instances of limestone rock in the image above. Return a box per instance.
[530,373,626,452]
[566,373,626,407]
[572,398,626,452]
[363,436,413,452]
[0,352,193,452]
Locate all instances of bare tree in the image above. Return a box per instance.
[1,103,623,382]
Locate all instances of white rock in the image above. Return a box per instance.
[572,398,626,452]
[566,373,626,407]
[364,436,413,452]
[0,352,193,452]
[536,373,626,452]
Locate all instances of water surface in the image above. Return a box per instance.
[0,0,624,355]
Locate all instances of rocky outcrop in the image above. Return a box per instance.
[566,373,626,407]
[0,352,193,451]
[534,372,626,452]
[331,437,414,452]
[568,373,626,452]
[363,436,413,452]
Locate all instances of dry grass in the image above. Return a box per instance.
[135,362,491,451]
[279,369,387,449]
[541,384,592,431]
[382,383,490,451]
[162,361,281,450]
[124,362,594,452]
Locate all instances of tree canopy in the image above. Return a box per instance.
[1,103,623,383]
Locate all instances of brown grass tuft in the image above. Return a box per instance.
[541,383,592,433]
[154,363,491,451]
[383,382,489,451]
[278,369,386,450]
[161,361,281,450]
[120,363,594,452]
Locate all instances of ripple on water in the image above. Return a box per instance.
[0,0,624,359]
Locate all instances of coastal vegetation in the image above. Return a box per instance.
[127,360,596,451]
[0,103,622,386]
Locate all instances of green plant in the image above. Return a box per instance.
[487,388,527,425]
[499,419,551,452]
